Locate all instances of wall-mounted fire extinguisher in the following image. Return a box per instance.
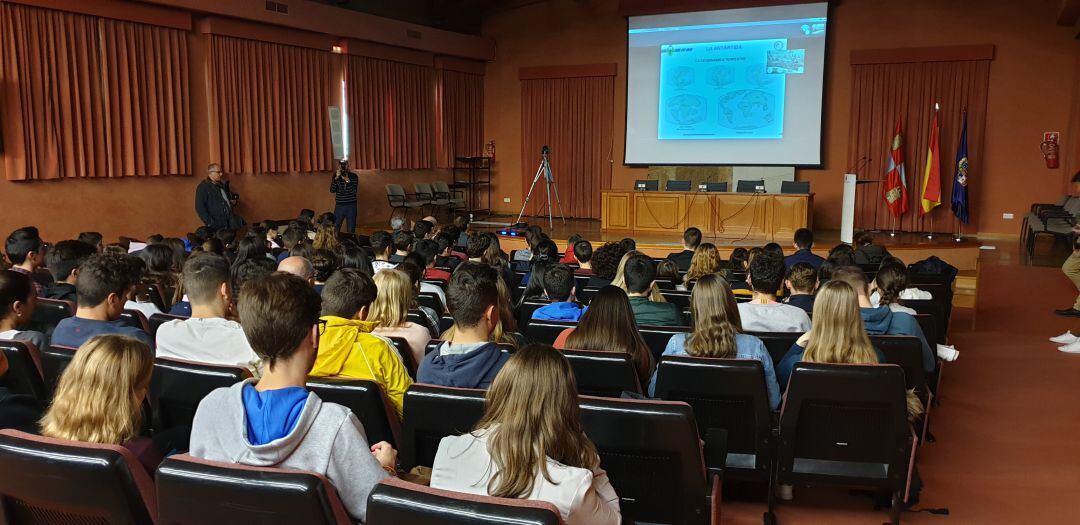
[486,140,496,162]
[1041,135,1060,169]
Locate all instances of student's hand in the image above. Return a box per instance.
[371,441,397,470]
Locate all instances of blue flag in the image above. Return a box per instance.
[951,111,970,224]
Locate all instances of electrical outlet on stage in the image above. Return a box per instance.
[1002,213,1014,220]
[503,197,511,203]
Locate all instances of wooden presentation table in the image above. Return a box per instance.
[600,190,813,241]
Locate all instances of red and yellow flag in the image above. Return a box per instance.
[920,107,942,215]
[882,118,908,217]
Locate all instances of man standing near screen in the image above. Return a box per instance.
[195,163,242,231]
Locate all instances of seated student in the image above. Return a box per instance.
[52,254,153,349]
[0,270,47,351]
[683,242,721,289]
[871,257,932,305]
[312,269,412,418]
[370,231,397,272]
[412,219,435,242]
[763,242,784,259]
[619,238,636,253]
[852,231,891,266]
[624,254,684,327]
[402,255,446,318]
[737,253,811,333]
[340,245,376,277]
[532,265,584,322]
[0,350,42,432]
[310,249,337,294]
[190,273,397,522]
[139,243,179,294]
[783,262,817,315]
[784,228,825,269]
[521,239,559,286]
[370,268,433,371]
[650,274,779,408]
[513,226,545,263]
[831,266,935,372]
[78,231,104,252]
[6,227,45,296]
[560,234,584,264]
[275,224,305,264]
[572,240,594,275]
[389,230,413,264]
[44,240,96,303]
[827,243,857,267]
[870,261,917,315]
[555,286,653,390]
[434,231,464,271]
[156,254,261,376]
[586,242,623,289]
[418,262,509,389]
[431,344,620,525]
[40,335,163,473]
[413,239,451,281]
[667,227,701,271]
[278,256,315,285]
[655,260,681,290]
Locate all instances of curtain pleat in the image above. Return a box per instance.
[0,3,189,181]
[521,75,614,219]
[346,55,435,170]
[848,59,989,232]
[435,69,483,168]
[207,35,334,175]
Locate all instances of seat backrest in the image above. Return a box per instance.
[41,345,78,399]
[135,283,170,312]
[307,378,401,447]
[386,184,405,197]
[148,313,188,339]
[780,363,908,479]
[0,340,47,402]
[578,396,709,525]
[736,179,765,193]
[415,182,433,196]
[29,298,74,337]
[653,356,773,475]
[418,292,445,315]
[0,429,157,525]
[407,310,439,338]
[523,319,576,346]
[150,357,250,431]
[639,325,691,362]
[366,477,563,525]
[516,299,554,333]
[562,349,641,397]
[400,384,486,470]
[746,331,801,365]
[156,454,351,525]
[382,336,417,377]
[903,301,946,344]
[576,287,599,304]
[870,335,928,397]
[660,290,691,309]
[120,309,151,332]
[781,180,810,194]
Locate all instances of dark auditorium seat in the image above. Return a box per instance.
[747,331,801,366]
[579,396,720,525]
[654,356,774,483]
[0,429,157,525]
[0,340,47,402]
[523,319,576,345]
[40,344,78,399]
[28,297,74,337]
[418,291,446,314]
[307,378,401,447]
[157,454,352,525]
[400,384,486,471]
[135,282,171,312]
[639,325,691,362]
[660,290,692,309]
[871,335,934,443]
[770,363,914,525]
[408,309,440,338]
[563,349,641,397]
[120,308,151,332]
[384,336,417,377]
[367,476,562,525]
[516,298,553,332]
[150,357,251,431]
[148,312,189,339]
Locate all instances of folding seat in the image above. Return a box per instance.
[156,454,352,524]
[0,429,157,524]
[438,313,455,334]
[768,363,914,525]
[562,349,641,397]
[148,312,189,339]
[366,477,563,525]
[399,384,486,470]
[523,319,576,345]
[655,278,677,291]
[579,396,721,525]
[870,335,934,443]
[307,378,401,447]
[150,357,251,431]
[903,300,946,344]
[653,356,774,483]
[0,340,47,402]
[660,290,692,309]
[576,287,600,304]
[135,282,171,312]
[28,297,73,337]
[418,291,446,314]
[408,309,440,338]
[415,182,448,217]
[515,298,554,332]
[639,325,691,361]
[746,331,801,366]
[120,309,151,332]
[431,181,466,215]
[382,336,417,376]
[40,344,78,398]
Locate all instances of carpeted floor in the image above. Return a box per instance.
[722,244,1080,524]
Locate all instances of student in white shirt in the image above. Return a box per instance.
[737,252,811,332]
[431,344,621,525]
[156,253,261,376]
[869,257,932,313]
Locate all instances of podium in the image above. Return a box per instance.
[840,174,881,244]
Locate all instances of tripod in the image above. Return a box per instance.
[516,146,566,229]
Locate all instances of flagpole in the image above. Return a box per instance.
[927,212,934,240]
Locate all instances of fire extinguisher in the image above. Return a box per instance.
[486,140,496,162]
[1041,139,1060,169]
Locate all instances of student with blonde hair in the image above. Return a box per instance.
[370,269,432,369]
[650,274,779,407]
[431,344,620,524]
[683,243,722,287]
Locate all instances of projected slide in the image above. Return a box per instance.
[659,39,797,140]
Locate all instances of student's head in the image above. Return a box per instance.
[46,240,95,284]
[446,262,500,333]
[817,259,839,286]
[231,257,276,298]
[763,242,784,258]
[104,243,128,256]
[828,243,856,267]
[785,262,818,295]
[214,228,237,249]
[655,259,680,282]
[163,238,188,272]
[453,214,470,230]
[370,230,393,258]
[685,242,721,284]
[465,232,491,259]
[201,237,224,256]
[312,224,340,253]
[524,226,544,251]
[316,212,335,229]
[413,239,440,267]
[232,236,267,267]
[830,265,870,299]
[76,253,141,315]
[239,273,322,372]
[340,246,375,277]
[565,286,650,368]
[623,253,657,295]
[619,238,637,253]
[729,247,749,271]
[299,208,315,224]
[542,264,575,302]
[872,259,909,306]
[183,253,233,309]
[566,234,583,251]
[322,268,378,320]
[682,227,702,250]
[0,270,36,329]
[6,226,42,268]
[573,240,593,265]
[687,274,742,358]
[532,239,559,263]
[40,335,153,445]
[474,343,599,498]
[747,247,764,268]
[368,269,414,327]
[207,163,224,183]
[793,228,814,250]
[435,231,457,255]
[413,219,434,241]
[392,230,414,254]
[747,252,784,295]
[310,249,338,283]
[481,233,504,266]
[278,256,315,283]
[77,232,103,252]
[400,257,426,288]
[590,242,624,280]
[139,244,175,275]
[853,231,874,247]
[804,280,877,365]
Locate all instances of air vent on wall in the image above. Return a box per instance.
[265,1,289,14]
[407,29,422,39]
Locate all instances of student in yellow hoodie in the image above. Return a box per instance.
[311,268,411,419]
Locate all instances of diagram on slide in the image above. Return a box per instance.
[658,38,794,140]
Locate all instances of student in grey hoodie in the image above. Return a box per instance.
[418,262,509,389]
[189,273,397,523]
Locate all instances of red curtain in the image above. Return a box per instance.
[346,56,435,170]
[207,35,334,175]
[521,75,614,219]
[435,69,483,168]
[848,59,990,232]
[0,3,190,181]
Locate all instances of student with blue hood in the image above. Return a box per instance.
[418,262,509,389]
[531,264,585,322]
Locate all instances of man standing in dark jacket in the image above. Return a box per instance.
[330,160,359,235]
[195,163,241,231]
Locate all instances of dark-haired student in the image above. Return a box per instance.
[624,254,684,326]
[0,270,47,352]
[5,226,45,297]
[853,231,891,266]
[666,227,701,271]
[560,234,584,264]
[370,231,396,273]
[52,253,153,349]
[389,230,413,264]
[44,240,96,303]
[531,265,585,322]
[784,228,825,269]
[585,242,624,289]
[738,253,811,333]
[190,273,397,523]
[78,231,104,252]
[434,231,464,271]
[783,262,818,315]
[414,239,451,281]
[418,262,509,389]
[572,240,594,276]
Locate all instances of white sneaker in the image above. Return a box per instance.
[936,344,959,362]
[1050,330,1079,344]
[1059,340,1080,354]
